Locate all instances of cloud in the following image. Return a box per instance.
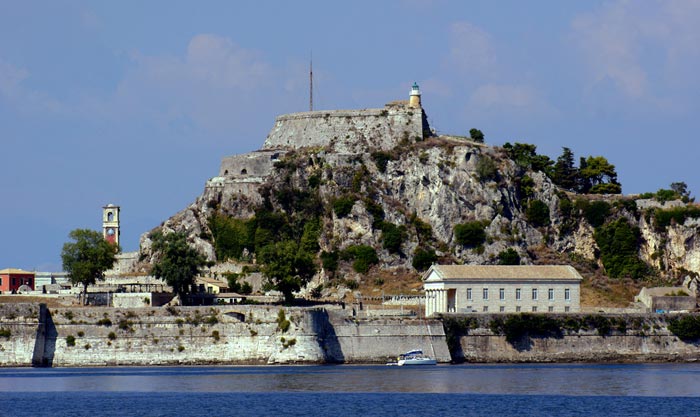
[0,60,28,97]
[571,0,700,102]
[447,21,497,76]
[468,83,553,116]
[0,59,68,115]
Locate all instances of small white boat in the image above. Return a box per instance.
[396,349,436,366]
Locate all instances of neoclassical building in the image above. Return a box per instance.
[423,265,582,316]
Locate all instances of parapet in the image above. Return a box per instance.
[262,103,429,153]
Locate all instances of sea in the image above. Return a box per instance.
[1,364,700,416]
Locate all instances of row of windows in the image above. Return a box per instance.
[468,306,572,313]
[467,288,571,301]
[0,278,33,286]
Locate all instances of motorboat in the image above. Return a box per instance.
[394,349,436,366]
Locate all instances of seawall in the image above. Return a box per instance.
[444,313,700,363]
[0,304,449,367]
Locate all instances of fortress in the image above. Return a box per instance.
[208,83,430,194]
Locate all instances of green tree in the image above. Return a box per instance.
[150,231,208,299]
[469,128,485,143]
[580,156,621,194]
[380,222,407,254]
[258,240,316,303]
[412,247,437,271]
[594,219,648,279]
[454,221,487,247]
[526,199,550,227]
[476,155,499,181]
[61,229,118,304]
[552,147,578,190]
[502,142,553,175]
[497,248,521,265]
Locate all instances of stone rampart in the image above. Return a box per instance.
[263,105,427,153]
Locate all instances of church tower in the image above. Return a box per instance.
[409,82,422,108]
[102,204,120,246]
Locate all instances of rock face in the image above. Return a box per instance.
[136,102,700,284]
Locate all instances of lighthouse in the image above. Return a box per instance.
[409,82,422,108]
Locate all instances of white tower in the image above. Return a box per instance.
[409,82,422,108]
[102,204,120,246]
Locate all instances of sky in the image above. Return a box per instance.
[1,0,699,272]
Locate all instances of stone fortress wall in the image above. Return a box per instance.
[263,104,427,153]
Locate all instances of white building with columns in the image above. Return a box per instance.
[423,265,582,316]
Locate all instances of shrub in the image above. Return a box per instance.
[469,128,485,143]
[212,330,220,341]
[594,219,648,279]
[371,151,394,173]
[380,222,407,253]
[412,247,437,271]
[96,318,112,327]
[66,335,76,347]
[277,310,291,333]
[333,196,356,218]
[0,328,11,339]
[526,200,550,227]
[454,221,487,247]
[652,206,700,232]
[342,245,379,273]
[208,214,253,261]
[476,155,498,181]
[178,345,185,352]
[575,199,611,228]
[320,250,339,273]
[411,215,433,243]
[518,175,535,202]
[669,316,700,341]
[108,332,116,341]
[77,331,84,337]
[497,248,521,265]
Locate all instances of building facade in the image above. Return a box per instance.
[423,265,582,316]
[0,268,35,293]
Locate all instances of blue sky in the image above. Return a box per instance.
[2,0,699,271]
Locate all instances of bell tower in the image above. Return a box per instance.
[102,204,120,246]
[409,82,422,108]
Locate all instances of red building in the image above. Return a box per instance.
[0,268,35,293]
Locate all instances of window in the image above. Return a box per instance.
[483,288,489,300]
[467,288,472,300]
[483,306,488,312]
[499,306,505,312]
[565,288,571,301]
[565,306,570,312]
[516,306,521,312]
[12,278,16,286]
[499,288,505,300]
[532,288,538,300]
[548,288,554,300]
[548,306,554,312]
[107,212,114,222]
[0,277,2,285]
[532,306,537,312]
[516,288,521,300]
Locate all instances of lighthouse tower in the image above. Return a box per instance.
[409,82,422,108]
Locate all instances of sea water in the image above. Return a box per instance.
[1,364,700,416]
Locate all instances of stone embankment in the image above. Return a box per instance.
[0,303,448,367]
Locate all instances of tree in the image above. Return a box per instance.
[61,229,118,304]
[469,128,485,143]
[150,231,208,299]
[670,182,692,202]
[454,221,487,247]
[552,147,578,191]
[580,156,621,194]
[526,199,550,227]
[497,248,521,265]
[412,247,437,271]
[258,240,316,303]
[502,142,553,175]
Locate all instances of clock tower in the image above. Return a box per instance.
[102,204,120,246]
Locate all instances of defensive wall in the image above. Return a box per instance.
[262,104,428,153]
[0,304,448,367]
[5,305,699,366]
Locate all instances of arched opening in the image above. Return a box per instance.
[224,170,229,175]
[241,168,248,175]
[107,212,114,222]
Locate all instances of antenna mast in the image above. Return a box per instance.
[309,52,313,111]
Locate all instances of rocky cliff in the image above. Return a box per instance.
[135,102,700,292]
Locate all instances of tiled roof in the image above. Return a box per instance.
[426,265,582,281]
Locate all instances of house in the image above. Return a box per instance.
[635,287,697,312]
[195,277,229,294]
[423,265,582,316]
[0,268,35,293]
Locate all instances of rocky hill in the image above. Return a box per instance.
[134,101,700,299]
